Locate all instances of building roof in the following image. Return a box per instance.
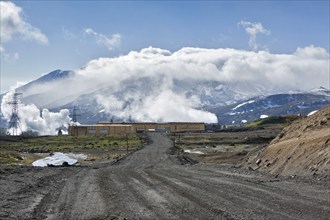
[70,124,132,127]
[97,122,204,125]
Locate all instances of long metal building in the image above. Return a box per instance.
[68,122,205,136]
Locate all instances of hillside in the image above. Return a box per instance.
[245,115,300,127]
[208,89,330,125]
[1,67,329,126]
[243,105,330,177]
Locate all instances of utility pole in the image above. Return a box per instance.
[71,105,80,136]
[126,134,129,153]
[72,105,77,123]
[177,134,182,156]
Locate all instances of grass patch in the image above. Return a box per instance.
[245,115,300,127]
[0,134,144,165]
[0,134,141,153]
[0,151,22,165]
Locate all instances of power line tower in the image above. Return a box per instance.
[8,93,23,136]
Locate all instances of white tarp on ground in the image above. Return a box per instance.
[32,152,87,167]
[184,149,204,155]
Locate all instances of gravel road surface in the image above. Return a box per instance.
[1,133,329,219]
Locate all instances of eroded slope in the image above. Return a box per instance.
[245,105,330,176]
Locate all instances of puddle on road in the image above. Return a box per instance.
[32,152,87,167]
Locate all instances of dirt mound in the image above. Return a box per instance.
[244,105,330,177]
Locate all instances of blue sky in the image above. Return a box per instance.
[1,0,329,93]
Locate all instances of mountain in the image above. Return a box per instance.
[185,81,270,107]
[207,88,330,125]
[7,69,80,109]
[309,86,330,96]
[58,85,330,125]
[16,69,73,93]
[1,69,330,126]
[0,70,75,109]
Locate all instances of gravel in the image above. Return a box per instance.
[1,133,329,220]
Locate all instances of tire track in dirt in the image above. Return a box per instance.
[97,133,329,220]
[156,167,329,220]
[3,133,328,220]
[128,169,217,219]
[158,168,294,219]
[144,169,234,219]
[45,169,108,220]
[98,168,159,219]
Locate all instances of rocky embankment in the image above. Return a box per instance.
[244,105,330,177]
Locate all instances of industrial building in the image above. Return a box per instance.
[68,122,205,136]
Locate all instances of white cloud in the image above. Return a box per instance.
[3,46,329,126]
[1,92,71,135]
[4,52,19,62]
[238,20,270,50]
[69,46,330,123]
[10,81,28,91]
[131,90,217,123]
[294,45,329,59]
[62,26,76,40]
[0,42,19,62]
[0,1,48,44]
[84,28,121,51]
[0,1,48,63]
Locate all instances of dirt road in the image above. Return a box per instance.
[1,133,329,219]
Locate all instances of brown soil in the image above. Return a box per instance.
[171,127,283,165]
[243,105,330,177]
[1,133,329,220]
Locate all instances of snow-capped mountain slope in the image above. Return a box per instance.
[58,82,329,125]
[185,81,269,107]
[207,89,330,124]
[12,70,79,108]
[16,69,73,93]
[56,79,271,123]
[1,46,329,133]
[308,86,330,96]
[1,68,330,125]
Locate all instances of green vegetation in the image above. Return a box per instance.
[245,115,300,127]
[0,134,144,165]
[0,134,141,152]
[0,151,22,165]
